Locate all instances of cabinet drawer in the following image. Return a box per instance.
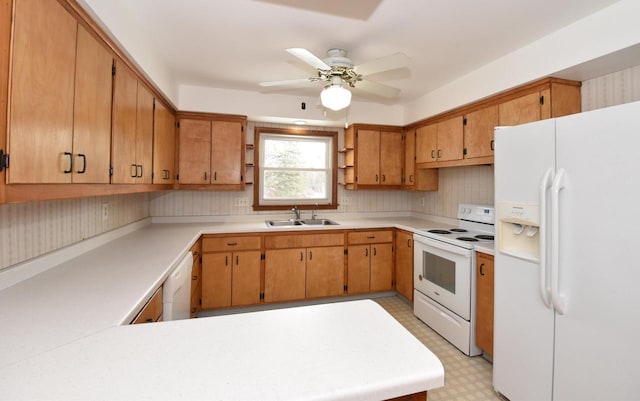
[132,286,163,324]
[203,236,261,252]
[265,232,344,249]
[348,230,393,244]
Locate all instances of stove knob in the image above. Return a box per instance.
[418,274,423,281]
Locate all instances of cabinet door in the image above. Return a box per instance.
[72,25,113,184]
[356,129,380,185]
[178,119,211,184]
[415,125,437,163]
[347,245,370,294]
[463,105,498,159]
[476,253,494,355]
[264,248,306,302]
[403,130,416,188]
[111,61,138,184]
[306,246,344,298]
[395,230,413,301]
[135,82,154,184]
[370,243,393,292]
[379,131,403,185]
[498,92,541,126]
[211,121,243,184]
[8,0,77,183]
[201,252,232,309]
[152,101,176,184]
[231,250,261,306]
[190,241,202,318]
[436,117,463,162]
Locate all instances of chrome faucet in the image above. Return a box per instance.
[311,203,318,220]
[291,206,301,220]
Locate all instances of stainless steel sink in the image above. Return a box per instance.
[265,219,303,227]
[300,219,339,226]
[265,218,339,227]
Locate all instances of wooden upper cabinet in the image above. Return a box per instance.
[349,126,403,188]
[152,101,176,184]
[178,119,211,184]
[498,92,542,126]
[135,83,154,184]
[111,61,138,184]
[416,118,463,163]
[177,114,246,188]
[463,105,498,160]
[7,0,77,183]
[72,26,113,184]
[416,125,437,163]
[379,131,403,185]
[211,121,243,185]
[355,129,380,185]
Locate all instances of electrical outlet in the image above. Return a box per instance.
[102,203,109,221]
[341,196,350,205]
[234,198,248,207]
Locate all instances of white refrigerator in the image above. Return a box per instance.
[493,101,640,401]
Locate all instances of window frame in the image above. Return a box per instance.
[253,127,338,211]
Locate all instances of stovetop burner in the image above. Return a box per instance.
[428,229,451,234]
[450,228,468,233]
[456,237,479,242]
[475,234,494,240]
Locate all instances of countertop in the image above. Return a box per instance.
[0,300,444,400]
[0,213,489,399]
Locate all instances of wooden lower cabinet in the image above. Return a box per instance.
[306,246,345,298]
[201,235,261,309]
[131,286,163,324]
[347,230,394,294]
[475,252,494,355]
[190,240,202,318]
[264,248,306,303]
[395,230,414,301]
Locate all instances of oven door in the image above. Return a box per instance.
[413,234,473,320]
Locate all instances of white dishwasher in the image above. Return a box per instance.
[162,252,193,320]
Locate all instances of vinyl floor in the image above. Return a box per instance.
[374,296,504,401]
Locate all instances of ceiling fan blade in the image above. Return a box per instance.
[353,52,410,76]
[259,78,315,87]
[286,48,331,70]
[356,79,401,98]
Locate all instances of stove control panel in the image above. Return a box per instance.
[458,203,494,224]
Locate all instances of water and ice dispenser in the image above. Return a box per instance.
[498,203,540,262]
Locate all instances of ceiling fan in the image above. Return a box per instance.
[259,48,409,111]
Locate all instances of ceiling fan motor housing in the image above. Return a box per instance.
[323,49,353,68]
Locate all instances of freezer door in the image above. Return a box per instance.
[493,119,556,401]
[553,101,640,400]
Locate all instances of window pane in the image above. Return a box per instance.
[264,138,326,169]
[264,170,327,199]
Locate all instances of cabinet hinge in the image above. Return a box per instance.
[176,121,180,128]
[240,175,243,182]
[344,284,348,292]
[176,174,180,181]
[463,148,467,156]
[153,99,156,110]
[463,118,467,125]
[0,149,8,171]
[355,176,358,182]
[540,95,545,105]
[344,248,348,255]
[109,166,113,176]
[260,292,265,300]
[241,126,244,132]
[261,253,265,260]
[198,298,202,306]
[112,65,116,76]
[151,172,155,179]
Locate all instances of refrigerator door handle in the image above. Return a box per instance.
[551,168,567,315]
[538,168,554,309]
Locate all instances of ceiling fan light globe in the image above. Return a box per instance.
[321,85,352,111]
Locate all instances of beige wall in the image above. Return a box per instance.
[3,65,640,271]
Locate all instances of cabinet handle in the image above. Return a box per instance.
[300,252,304,261]
[375,174,379,182]
[191,307,197,314]
[407,239,411,248]
[227,242,237,246]
[214,171,217,181]
[309,251,312,260]
[192,275,197,281]
[382,174,386,182]
[409,174,414,183]
[63,152,73,174]
[366,236,375,239]
[437,149,442,158]
[365,248,368,257]
[430,150,435,159]
[76,154,86,174]
[192,251,200,258]
[137,164,143,178]
[204,172,208,181]
[163,169,170,179]
[373,247,377,256]
[418,274,423,281]
[145,318,153,323]
[490,139,495,151]
[130,164,137,178]
[225,255,229,266]
[479,263,485,276]
[236,255,239,265]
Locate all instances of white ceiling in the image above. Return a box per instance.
[81,0,623,106]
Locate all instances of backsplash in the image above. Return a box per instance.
[0,193,149,271]
[2,65,640,271]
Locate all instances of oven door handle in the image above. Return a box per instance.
[413,234,472,257]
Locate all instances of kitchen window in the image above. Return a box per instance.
[254,127,338,211]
